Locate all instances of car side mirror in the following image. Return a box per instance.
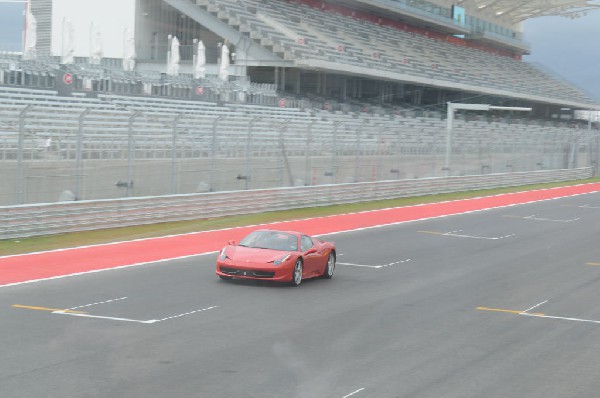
[228,240,236,246]
[306,248,317,255]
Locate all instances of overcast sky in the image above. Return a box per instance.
[1,2,599,100]
[524,12,600,101]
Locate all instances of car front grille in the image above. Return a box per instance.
[220,267,275,278]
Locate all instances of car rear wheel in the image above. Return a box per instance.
[322,251,335,279]
[291,259,303,286]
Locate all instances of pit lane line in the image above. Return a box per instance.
[12,299,219,325]
[418,230,516,240]
[338,259,412,269]
[342,387,366,398]
[503,214,581,223]
[52,305,219,324]
[478,300,600,326]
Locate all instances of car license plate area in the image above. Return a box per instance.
[220,267,275,278]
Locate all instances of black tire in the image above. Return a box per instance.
[290,259,303,286]
[322,251,336,279]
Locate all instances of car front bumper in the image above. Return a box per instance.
[215,260,294,282]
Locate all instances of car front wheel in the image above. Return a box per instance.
[322,252,335,279]
[291,259,303,286]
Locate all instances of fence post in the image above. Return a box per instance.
[245,116,259,190]
[278,120,294,186]
[375,123,389,182]
[305,120,316,185]
[127,111,141,197]
[209,116,220,192]
[354,121,366,182]
[16,104,32,205]
[331,122,340,184]
[171,113,182,195]
[75,108,91,200]
[588,114,593,169]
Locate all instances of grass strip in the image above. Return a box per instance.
[2,177,600,256]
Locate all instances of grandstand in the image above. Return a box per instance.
[1,0,599,205]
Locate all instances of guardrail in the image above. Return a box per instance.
[0,168,593,240]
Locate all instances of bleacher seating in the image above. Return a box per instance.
[0,87,589,172]
[194,0,595,106]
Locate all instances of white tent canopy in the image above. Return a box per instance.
[167,35,180,76]
[194,39,206,80]
[219,43,230,82]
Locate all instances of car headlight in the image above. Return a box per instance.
[219,248,229,261]
[273,254,291,265]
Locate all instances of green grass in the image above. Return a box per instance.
[2,177,600,256]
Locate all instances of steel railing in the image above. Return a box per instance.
[0,167,592,240]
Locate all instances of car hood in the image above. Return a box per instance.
[226,246,290,263]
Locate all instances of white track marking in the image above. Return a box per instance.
[483,300,600,326]
[0,253,215,289]
[444,231,515,240]
[420,230,515,240]
[520,313,600,325]
[153,306,218,322]
[68,297,128,310]
[343,388,366,398]
[339,259,411,269]
[504,214,580,223]
[563,204,600,209]
[51,311,156,324]
[2,186,598,288]
[522,300,548,314]
[338,263,382,269]
[52,305,218,324]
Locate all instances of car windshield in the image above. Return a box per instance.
[238,231,298,251]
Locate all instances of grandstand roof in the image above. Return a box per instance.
[456,0,600,22]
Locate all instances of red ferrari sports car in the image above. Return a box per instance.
[215,230,336,286]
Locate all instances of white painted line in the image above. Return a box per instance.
[0,252,216,289]
[154,306,218,323]
[580,204,600,209]
[443,231,516,240]
[564,204,600,209]
[505,214,580,223]
[420,230,515,240]
[343,388,366,398]
[484,300,600,326]
[522,300,548,314]
[339,259,411,269]
[52,311,156,324]
[338,262,383,269]
[68,297,128,310]
[51,305,218,324]
[521,312,600,325]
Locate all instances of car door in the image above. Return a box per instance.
[301,235,324,276]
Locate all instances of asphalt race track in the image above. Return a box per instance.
[3,192,600,397]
